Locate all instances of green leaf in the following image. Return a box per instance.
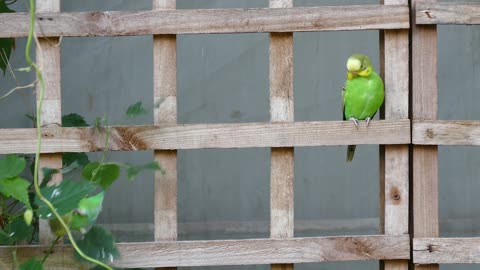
[126,102,148,117]
[0,1,14,14]
[62,113,89,127]
[0,1,14,75]
[35,179,96,218]
[75,226,119,264]
[0,230,13,245]
[19,257,44,270]
[41,167,59,186]
[0,217,34,245]
[82,162,120,190]
[9,217,34,242]
[63,152,90,167]
[0,154,26,179]
[0,177,32,209]
[42,159,84,185]
[126,162,163,181]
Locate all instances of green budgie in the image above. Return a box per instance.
[343,54,384,162]
[70,192,105,234]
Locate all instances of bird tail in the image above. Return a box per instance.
[346,145,356,162]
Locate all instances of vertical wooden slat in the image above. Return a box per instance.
[153,2,177,270]
[270,2,294,270]
[380,1,409,270]
[36,0,62,245]
[412,0,439,270]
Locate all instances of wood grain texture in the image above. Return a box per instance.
[0,5,409,38]
[153,0,177,253]
[382,0,409,236]
[416,3,480,25]
[412,2,438,270]
[414,237,480,264]
[36,0,62,245]
[380,1,409,269]
[153,2,177,269]
[0,235,410,268]
[0,120,411,154]
[269,2,294,270]
[413,120,480,145]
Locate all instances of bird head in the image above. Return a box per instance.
[346,54,373,80]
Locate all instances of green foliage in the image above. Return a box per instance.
[75,226,119,264]
[62,113,89,127]
[0,216,33,245]
[63,152,90,167]
[19,257,44,270]
[35,180,96,218]
[82,162,120,190]
[126,102,148,117]
[41,167,58,186]
[0,177,32,209]
[126,161,163,181]
[0,1,15,75]
[0,154,26,179]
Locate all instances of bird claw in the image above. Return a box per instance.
[349,117,359,129]
[365,117,371,127]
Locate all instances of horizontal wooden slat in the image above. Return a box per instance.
[0,5,409,38]
[413,120,480,145]
[414,237,480,264]
[0,120,410,154]
[416,3,480,25]
[0,235,409,268]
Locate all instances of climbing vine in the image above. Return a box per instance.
[0,1,161,269]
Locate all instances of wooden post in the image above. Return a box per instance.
[269,2,294,270]
[153,2,177,270]
[412,1,439,270]
[380,1,409,270]
[36,0,62,245]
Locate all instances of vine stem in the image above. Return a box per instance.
[41,235,60,264]
[25,1,112,269]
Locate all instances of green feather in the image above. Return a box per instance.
[343,54,384,162]
[70,192,105,233]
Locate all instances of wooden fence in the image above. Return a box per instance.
[0,0,477,269]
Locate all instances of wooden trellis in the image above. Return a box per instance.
[4,0,465,269]
[412,0,480,267]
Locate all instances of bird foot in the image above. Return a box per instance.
[365,117,371,127]
[349,117,359,129]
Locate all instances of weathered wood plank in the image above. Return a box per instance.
[413,120,480,145]
[269,2,294,270]
[412,1,439,270]
[153,3,177,270]
[382,0,410,237]
[0,235,410,268]
[0,120,411,154]
[380,2,409,270]
[36,0,62,245]
[414,238,480,264]
[416,3,480,25]
[153,0,177,243]
[0,5,409,38]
